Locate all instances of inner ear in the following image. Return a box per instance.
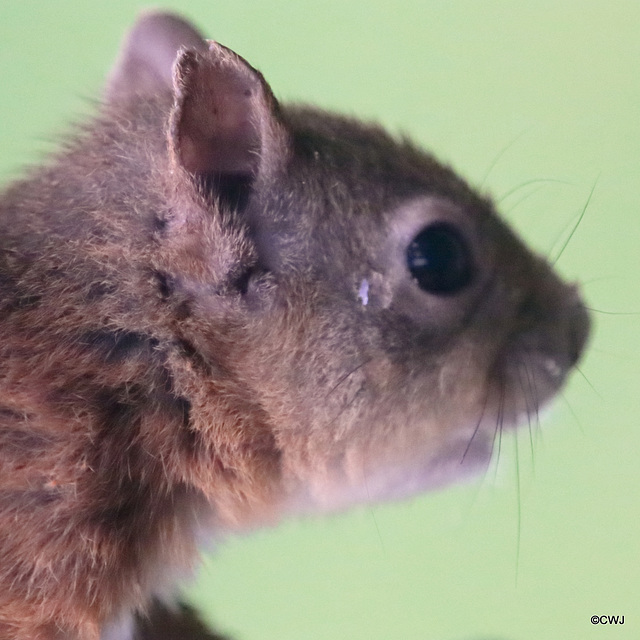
[169,43,280,211]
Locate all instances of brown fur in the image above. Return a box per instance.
[134,601,229,640]
[0,11,590,639]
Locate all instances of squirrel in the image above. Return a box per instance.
[0,11,589,640]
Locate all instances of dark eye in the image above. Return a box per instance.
[406,222,474,294]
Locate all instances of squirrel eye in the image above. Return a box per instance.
[406,222,474,295]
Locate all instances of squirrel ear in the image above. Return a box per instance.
[105,11,207,102]
[168,42,286,209]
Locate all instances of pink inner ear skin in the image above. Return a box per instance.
[171,46,264,176]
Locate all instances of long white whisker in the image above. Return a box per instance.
[499,178,571,205]
[480,125,536,189]
[559,393,585,435]
[574,364,602,399]
[551,175,598,265]
[491,383,506,485]
[519,357,538,468]
[361,451,386,555]
[462,389,490,463]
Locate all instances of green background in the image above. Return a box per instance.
[1,2,638,639]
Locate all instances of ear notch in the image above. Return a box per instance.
[106,11,208,102]
[169,43,286,211]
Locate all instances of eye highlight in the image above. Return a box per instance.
[406,222,474,295]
